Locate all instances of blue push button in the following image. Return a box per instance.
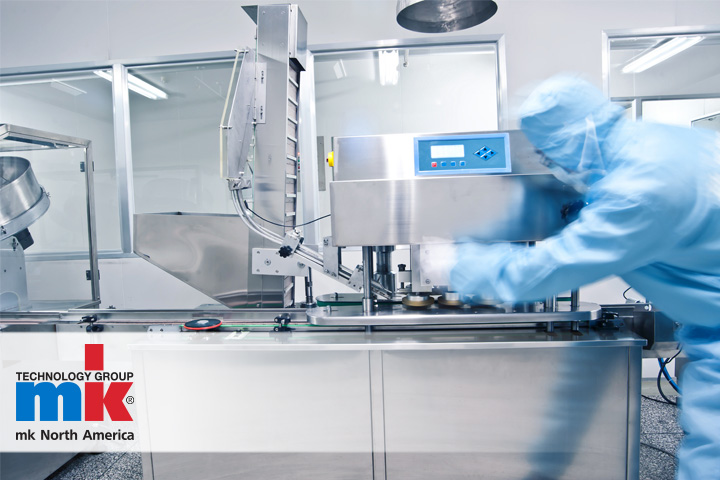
[459,161,466,167]
[450,161,456,167]
[441,161,447,167]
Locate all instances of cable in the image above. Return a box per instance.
[659,358,681,393]
[640,442,677,462]
[244,200,330,228]
[642,394,676,406]
[657,364,677,405]
[622,286,632,300]
[659,348,683,393]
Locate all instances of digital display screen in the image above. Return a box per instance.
[430,144,464,159]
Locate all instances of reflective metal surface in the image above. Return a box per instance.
[0,307,309,326]
[137,6,309,308]
[221,49,255,179]
[603,303,681,358]
[132,328,642,478]
[330,131,580,246]
[0,238,29,311]
[308,301,602,326]
[335,131,549,181]
[381,343,640,479]
[396,0,498,33]
[134,212,282,308]
[0,156,49,239]
[331,174,578,246]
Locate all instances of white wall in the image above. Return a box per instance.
[5,1,720,108]
[3,0,720,310]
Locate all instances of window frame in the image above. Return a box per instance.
[602,26,720,121]
[0,51,238,259]
[0,36,507,260]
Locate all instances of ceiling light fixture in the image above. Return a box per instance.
[93,70,168,100]
[622,36,704,74]
[50,80,87,96]
[378,50,400,86]
[396,0,497,33]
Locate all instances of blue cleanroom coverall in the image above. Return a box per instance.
[450,75,720,480]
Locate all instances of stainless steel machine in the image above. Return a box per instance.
[0,5,678,480]
[0,156,49,311]
[126,7,652,479]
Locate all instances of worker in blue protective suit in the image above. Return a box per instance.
[449,74,720,480]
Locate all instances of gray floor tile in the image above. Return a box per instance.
[49,452,125,480]
[641,395,683,434]
[99,452,142,480]
[640,443,678,480]
[641,433,683,456]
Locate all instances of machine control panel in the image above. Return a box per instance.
[414,133,511,176]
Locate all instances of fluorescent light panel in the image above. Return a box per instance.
[50,80,87,96]
[378,50,399,86]
[622,36,704,74]
[93,70,167,100]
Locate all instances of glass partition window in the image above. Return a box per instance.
[607,31,720,128]
[0,70,121,252]
[314,43,499,139]
[608,32,720,99]
[128,60,236,214]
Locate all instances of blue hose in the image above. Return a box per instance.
[658,358,681,394]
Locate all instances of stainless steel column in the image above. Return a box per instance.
[374,246,396,295]
[303,268,316,307]
[252,4,307,307]
[545,295,556,333]
[363,246,375,313]
[571,289,580,331]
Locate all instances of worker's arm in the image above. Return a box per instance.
[450,181,685,302]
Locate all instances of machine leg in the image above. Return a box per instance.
[363,247,375,313]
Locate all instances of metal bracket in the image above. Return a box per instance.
[322,236,340,278]
[252,248,309,276]
[228,173,252,190]
[595,311,623,330]
[80,314,103,332]
[410,244,433,293]
[273,313,293,332]
[279,229,303,258]
[347,266,364,291]
[255,62,267,124]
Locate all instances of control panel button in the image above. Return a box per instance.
[415,133,511,176]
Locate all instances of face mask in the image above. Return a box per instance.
[537,116,607,194]
[577,116,606,175]
[545,162,590,194]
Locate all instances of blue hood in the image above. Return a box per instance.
[519,74,625,175]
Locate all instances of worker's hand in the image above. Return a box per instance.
[417,239,457,288]
[449,242,519,302]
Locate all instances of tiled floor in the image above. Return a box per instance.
[640,394,681,480]
[47,395,681,480]
[47,451,142,480]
